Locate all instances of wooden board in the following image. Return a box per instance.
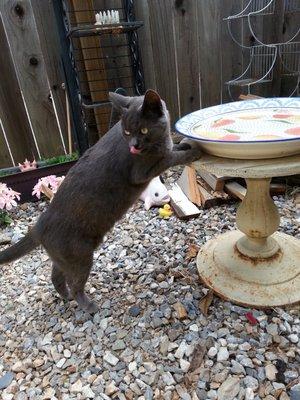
[168,183,200,219]
[0,15,38,166]
[198,177,229,208]
[177,166,201,206]
[239,94,263,100]
[270,183,286,195]
[225,181,247,200]
[197,168,227,191]
[1,0,64,158]
[172,0,200,117]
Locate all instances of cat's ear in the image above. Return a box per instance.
[109,92,131,113]
[141,89,163,118]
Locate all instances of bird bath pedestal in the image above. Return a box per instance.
[175,98,300,308]
[193,155,300,308]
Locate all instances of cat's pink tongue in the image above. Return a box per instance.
[130,146,141,155]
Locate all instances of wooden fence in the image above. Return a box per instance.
[0,0,298,168]
[135,0,299,125]
[0,0,68,168]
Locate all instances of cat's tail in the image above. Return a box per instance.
[0,229,40,265]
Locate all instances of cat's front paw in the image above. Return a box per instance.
[179,138,202,150]
[185,145,203,163]
[175,139,202,164]
[173,140,192,151]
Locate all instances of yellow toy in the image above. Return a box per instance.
[159,204,173,219]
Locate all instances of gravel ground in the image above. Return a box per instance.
[0,169,299,400]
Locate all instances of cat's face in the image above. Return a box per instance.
[109,90,171,155]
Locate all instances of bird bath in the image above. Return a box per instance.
[176,98,300,308]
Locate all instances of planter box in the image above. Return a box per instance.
[0,160,77,203]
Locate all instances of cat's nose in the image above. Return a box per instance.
[129,138,142,150]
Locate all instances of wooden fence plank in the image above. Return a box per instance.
[0,15,38,166]
[134,0,157,90]
[148,0,179,125]
[197,0,222,107]
[0,0,65,158]
[0,121,13,168]
[172,0,200,117]
[30,0,68,151]
[280,4,299,96]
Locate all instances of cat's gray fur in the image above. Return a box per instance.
[0,90,201,312]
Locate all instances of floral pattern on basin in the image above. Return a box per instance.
[192,108,300,142]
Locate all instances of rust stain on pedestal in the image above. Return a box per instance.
[233,244,283,265]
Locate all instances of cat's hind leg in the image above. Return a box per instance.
[67,259,98,314]
[51,263,71,300]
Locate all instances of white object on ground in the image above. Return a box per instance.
[139,176,170,210]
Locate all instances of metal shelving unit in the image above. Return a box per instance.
[53,0,145,151]
[225,0,300,99]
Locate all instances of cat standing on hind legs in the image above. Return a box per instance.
[0,90,202,313]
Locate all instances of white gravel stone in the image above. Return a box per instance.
[266,323,278,336]
[245,388,255,400]
[175,341,188,359]
[128,361,137,372]
[208,347,218,358]
[70,379,83,393]
[82,385,95,398]
[103,351,119,366]
[265,364,278,381]
[56,358,66,368]
[189,324,199,332]
[217,377,240,400]
[180,358,191,372]
[162,372,176,386]
[105,382,118,396]
[63,349,71,358]
[217,347,229,362]
[288,334,299,343]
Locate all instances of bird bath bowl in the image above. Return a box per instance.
[175,98,300,159]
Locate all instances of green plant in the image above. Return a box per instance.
[41,152,79,166]
[0,182,20,226]
[0,170,13,178]
[0,210,13,226]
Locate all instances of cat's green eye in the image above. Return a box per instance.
[124,130,131,136]
[141,127,148,135]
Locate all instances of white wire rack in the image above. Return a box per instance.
[225,0,300,98]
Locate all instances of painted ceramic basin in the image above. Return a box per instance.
[175,98,300,159]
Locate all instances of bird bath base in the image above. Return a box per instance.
[197,231,300,308]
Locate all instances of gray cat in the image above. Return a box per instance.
[0,90,201,313]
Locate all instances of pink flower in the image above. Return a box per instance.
[32,175,65,199]
[18,159,37,172]
[0,183,20,210]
